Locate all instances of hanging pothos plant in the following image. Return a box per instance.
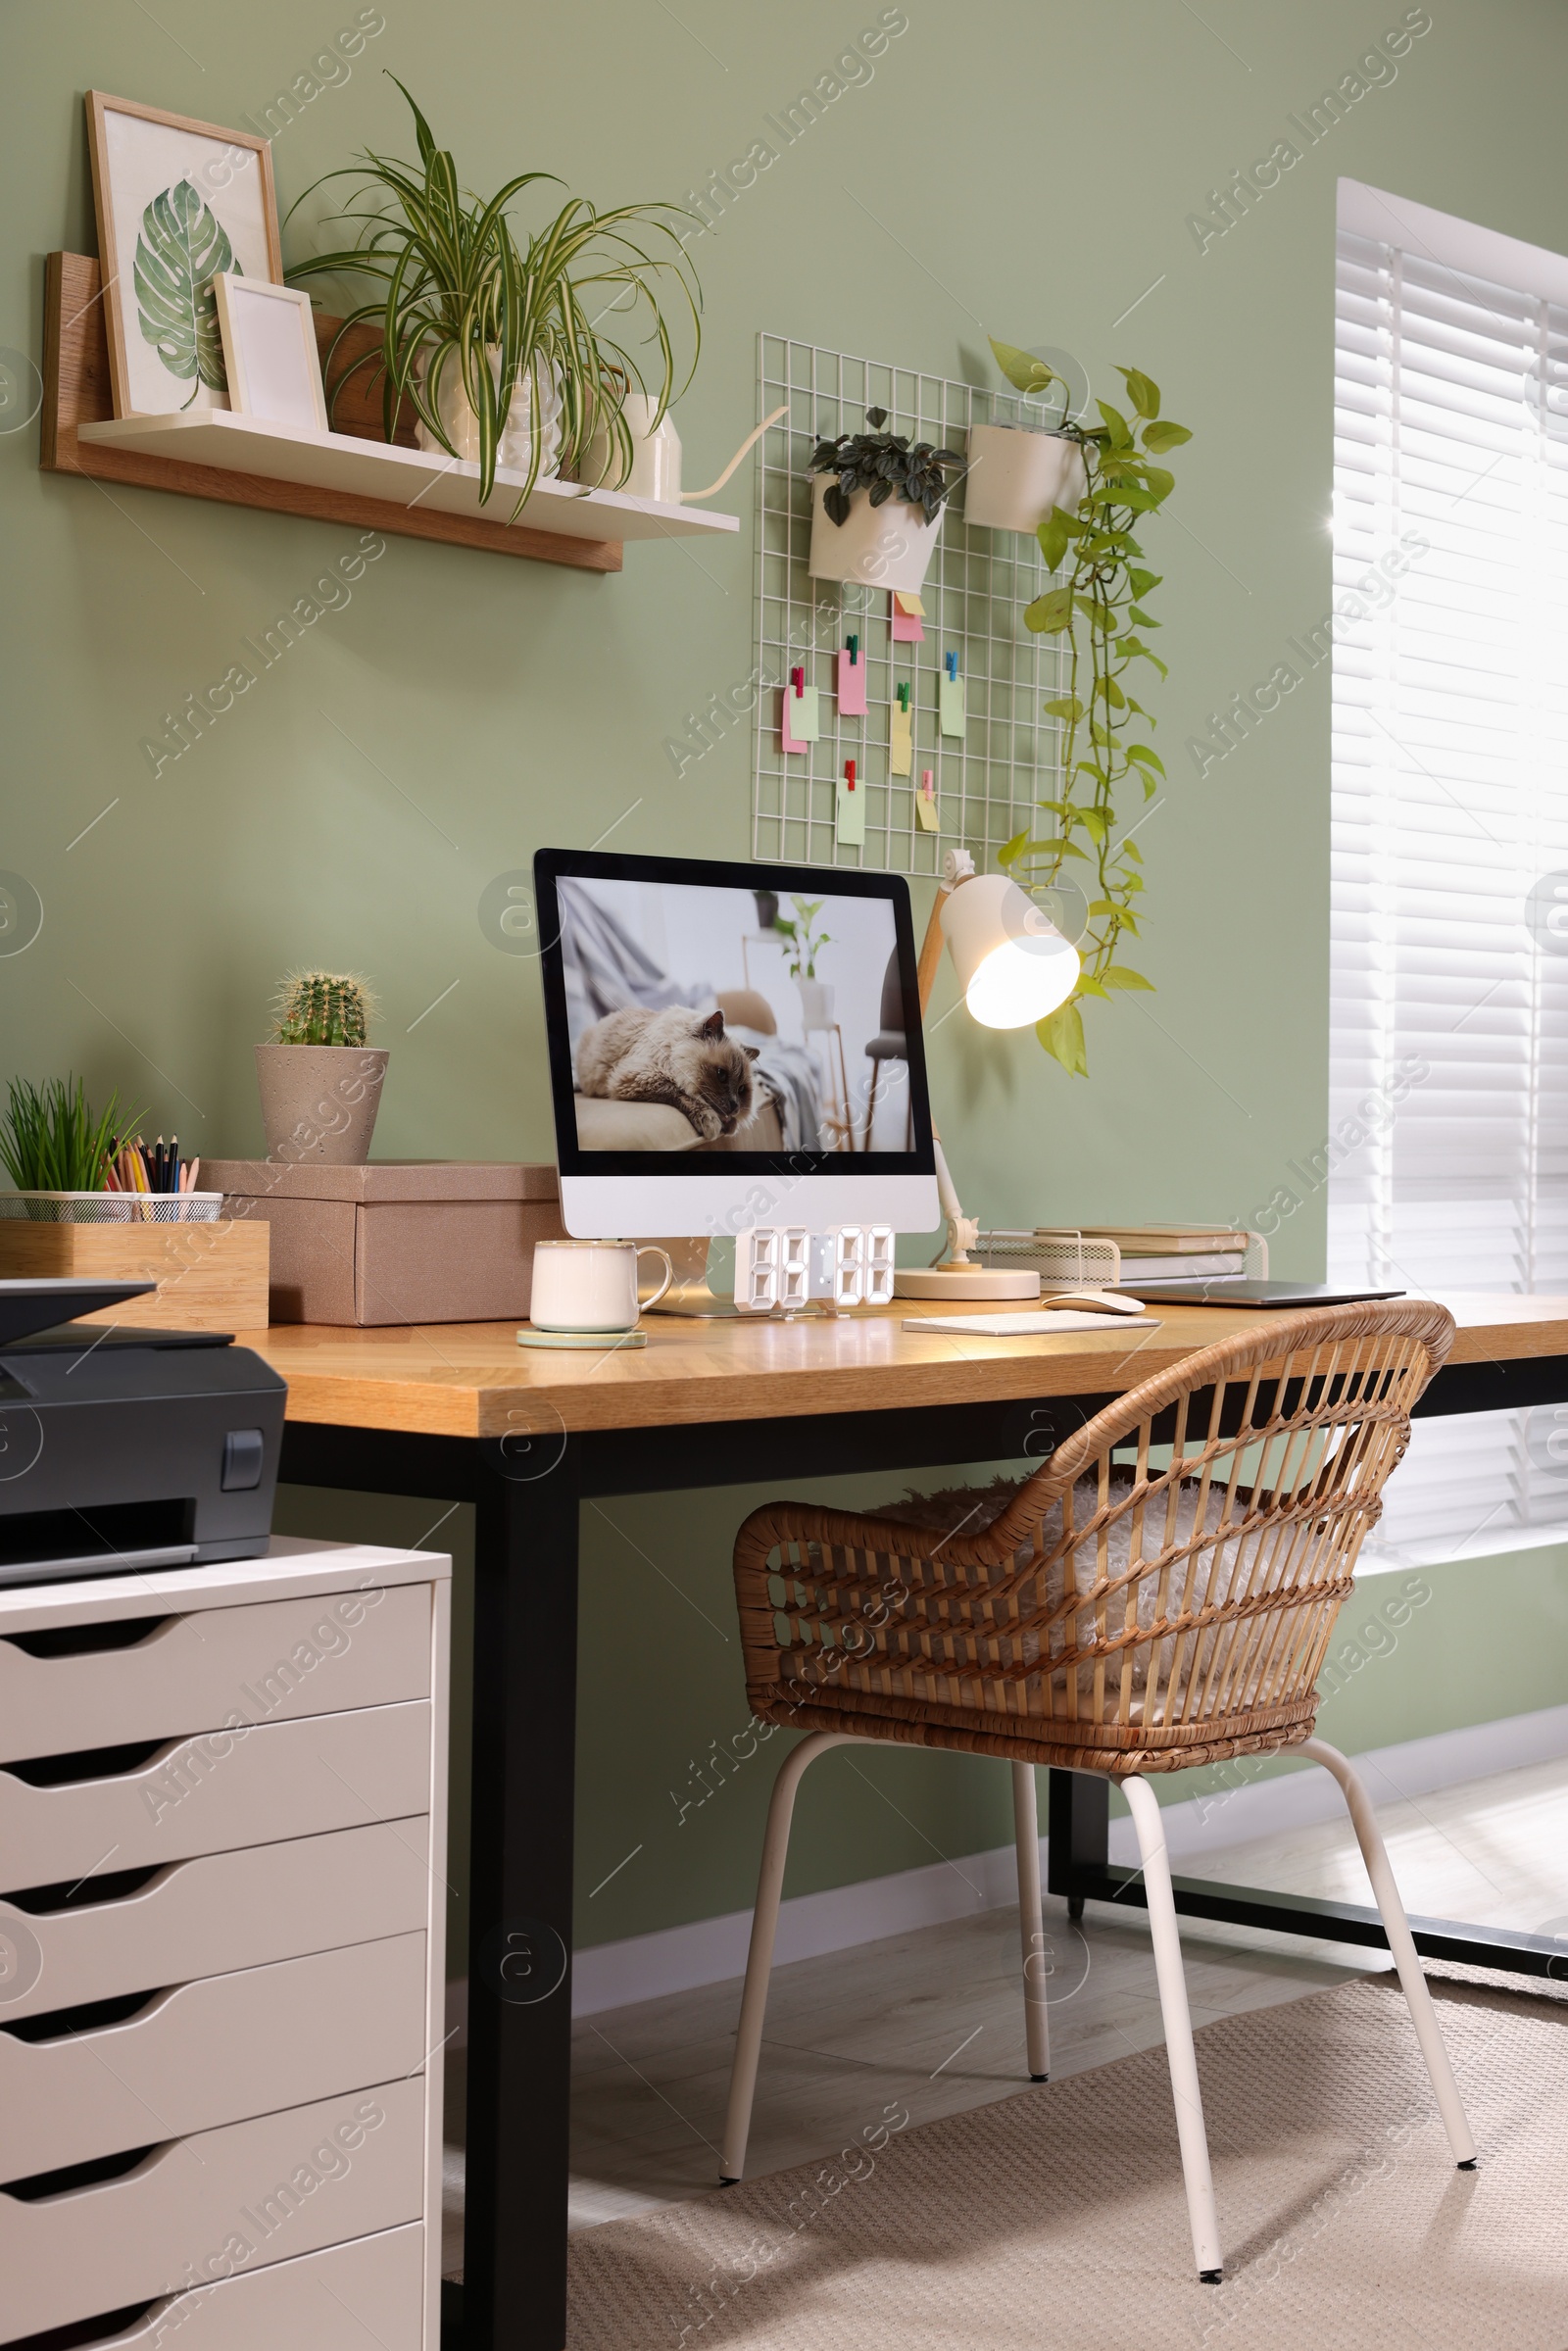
[988,336,1191,1076]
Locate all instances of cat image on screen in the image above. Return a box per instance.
[575,1006,760,1141]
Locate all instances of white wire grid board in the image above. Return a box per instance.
[752,333,1067,873]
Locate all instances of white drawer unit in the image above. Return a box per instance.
[0,1581,433,1762]
[0,1697,433,1892]
[0,1542,449,2351]
[0,1932,428,2178]
[93,2228,428,2351]
[0,1817,431,2025]
[0,2079,427,2342]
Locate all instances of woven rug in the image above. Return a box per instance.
[567,1974,1568,2351]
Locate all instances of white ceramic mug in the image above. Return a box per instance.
[529,1239,673,1333]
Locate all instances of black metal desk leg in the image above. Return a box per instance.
[1048,1770,1110,1920]
[461,1435,581,2351]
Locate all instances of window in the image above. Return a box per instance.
[1332,179,1568,1557]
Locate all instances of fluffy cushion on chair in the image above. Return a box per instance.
[771,1469,1321,1736]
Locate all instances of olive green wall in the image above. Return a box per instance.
[7,1,1568,1959]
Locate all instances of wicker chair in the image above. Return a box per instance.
[719,1301,1476,2281]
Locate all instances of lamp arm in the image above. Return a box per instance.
[916,851,980,1266]
[930,1136,979,1267]
[915,848,975,1017]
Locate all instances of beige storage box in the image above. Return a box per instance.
[206,1159,565,1325]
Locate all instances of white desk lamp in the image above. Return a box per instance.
[895,850,1080,1300]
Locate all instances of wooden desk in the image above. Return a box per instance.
[258,1294,1568,2351]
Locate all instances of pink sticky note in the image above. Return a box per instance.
[837,649,867,716]
[780,684,807,754]
[891,590,925,644]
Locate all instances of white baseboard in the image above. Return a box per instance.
[443,1703,1568,2033]
[1143,1699,1568,1868]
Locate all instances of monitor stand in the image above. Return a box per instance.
[639,1236,850,1321]
[641,1236,740,1319]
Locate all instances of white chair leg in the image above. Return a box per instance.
[1300,1737,1477,2167]
[718,1731,866,2183]
[1122,1776,1224,2282]
[1011,1761,1051,2080]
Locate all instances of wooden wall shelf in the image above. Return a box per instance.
[40,254,739,572]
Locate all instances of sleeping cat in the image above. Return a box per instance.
[575,1006,760,1141]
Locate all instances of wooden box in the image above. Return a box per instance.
[0,1215,270,1330]
[205,1160,566,1326]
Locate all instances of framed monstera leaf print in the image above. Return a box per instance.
[86,92,283,418]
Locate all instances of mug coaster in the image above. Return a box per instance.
[517,1327,647,1350]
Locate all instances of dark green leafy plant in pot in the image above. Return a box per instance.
[989,337,1192,1077]
[809,408,964,525]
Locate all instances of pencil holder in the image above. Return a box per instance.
[0,1192,223,1224]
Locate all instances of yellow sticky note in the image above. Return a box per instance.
[893,590,925,617]
[836,780,865,846]
[914,775,939,832]
[891,701,912,776]
[939,677,965,738]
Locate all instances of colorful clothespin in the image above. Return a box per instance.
[891,684,912,776]
[915,767,939,832]
[838,634,867,716]
[782,664,819,751]
[940,655,965,738]
[837,756,865,844]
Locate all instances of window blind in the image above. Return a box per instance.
[1331,182,1568,1558]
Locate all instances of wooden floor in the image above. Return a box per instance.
[441,1751,1568,2265]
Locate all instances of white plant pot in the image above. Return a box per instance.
[416,346,562,479]
[796,977,835,1030]
[807,476,942,592]
[582,395,682,501]
[963,422,1088,535]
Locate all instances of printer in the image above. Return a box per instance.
[0,1278,286,1590]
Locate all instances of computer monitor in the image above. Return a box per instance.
[534,849,940,1239]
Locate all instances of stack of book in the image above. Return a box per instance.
[976,1223,1259,1292]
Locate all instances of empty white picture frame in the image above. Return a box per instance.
[213,274,328,432]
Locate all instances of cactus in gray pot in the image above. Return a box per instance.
[271,971,377,1049]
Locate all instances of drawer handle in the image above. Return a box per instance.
[6,1739,167,1788]
[3,1985,165,2044]
[4,1616,173,1659]
[3,2142,162,2203]
[22,2302,160,2348]
[7,1864,164,1916]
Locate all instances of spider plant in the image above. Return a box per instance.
[286,78,701,514]
[0,1077,142,1193]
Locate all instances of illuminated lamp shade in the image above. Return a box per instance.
[938,872,1079,1029]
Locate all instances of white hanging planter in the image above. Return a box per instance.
[963,422,1087,535]
[416,346,563,479]
[807,476,942,593]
